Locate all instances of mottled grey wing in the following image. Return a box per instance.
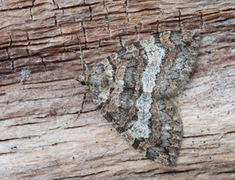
[152,30,200,97]
[89,30,199,165]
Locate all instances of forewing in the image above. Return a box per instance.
[152,30,200,97]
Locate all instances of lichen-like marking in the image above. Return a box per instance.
[141,36,165,93]
[101,58,114,78]
[97,87,111,104]
[128,36,166,139]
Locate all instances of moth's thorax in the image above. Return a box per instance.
[77,74,109,88]
[76,74,90,85]
[89,74,110,87]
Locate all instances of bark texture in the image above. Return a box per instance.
[0,0,235,179]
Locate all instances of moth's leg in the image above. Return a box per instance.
[76,89,89,119]
[73,32,90,119]
[74,32,89,75]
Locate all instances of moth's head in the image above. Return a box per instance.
[76,74,90,85]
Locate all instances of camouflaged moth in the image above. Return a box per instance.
[77,30,200,165]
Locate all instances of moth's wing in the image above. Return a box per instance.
[122,97,182,166]
[89,40,182,165]
[90,43,148,133]
[149,30,200,97]
[89,30,199,165]
[91,30,200,99]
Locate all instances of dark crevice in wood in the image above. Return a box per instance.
[0,152,16,156]
[98,39,101,48]
[54,15,58,27]
[183,133,221,138]
[215,170,235,175]
[178,9,182,30]
[78,108,97,114]
[156,20,159,33]
[216,17,235,24]
[29,7,33,20]
[54,170,109,179]
[40,56,48,71]
[131,167,198,176]
[221,130,235,136]
[9,33,12,46]
[51,0,59,9]
[0,92,6,96]
[25,46,30,57]
[10,121,45,127]
[135,26,139,36]
[200,12,204,29]
[26,31,31,56]
[64,123,93,130]
[127,7,161,15]
[124,0,130,22]
[0,2,48,12]
[119,36,124,48]
[103,1,109,15]
[0,135,40,142]
[134,26,139,40]
[58,108,97,119]
[203,14,233,22]
[32,0,35,6]
[89,5,93,20]
[0,6,30,12]
[52,4,90,10]
[152,168,200,176]
[221,7,235,13]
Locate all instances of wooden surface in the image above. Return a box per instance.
[0,0,235,179]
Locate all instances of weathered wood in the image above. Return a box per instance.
[0,0,234,179]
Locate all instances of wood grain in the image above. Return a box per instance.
[0,0,234,179]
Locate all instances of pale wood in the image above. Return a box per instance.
[0,0,235,179]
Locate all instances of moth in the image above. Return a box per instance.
[77,30,200,165]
